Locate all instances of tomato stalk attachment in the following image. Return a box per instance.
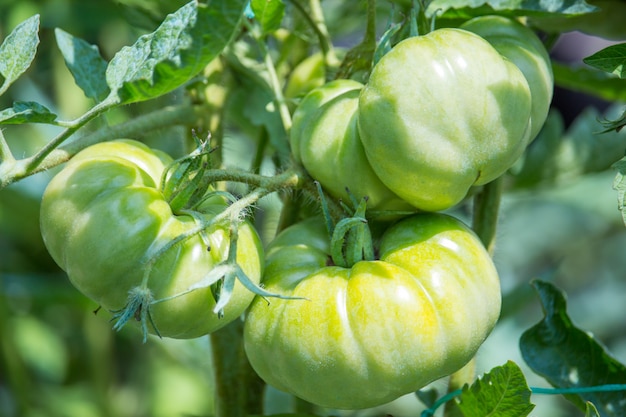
[160,132,216,213]
[110,287,160,343]
[317,183,375,268]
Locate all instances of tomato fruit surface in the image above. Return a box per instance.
[461,15,554,141]
[290,79,409,211]
[40,140,264,339]
[243,213,501,409]
[358,28,532,212]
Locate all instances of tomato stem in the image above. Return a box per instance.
[0,130,15,164]
[210,320,264,417]
[287,0,340,76]
[0,103,202,189]
[471,176,504,252]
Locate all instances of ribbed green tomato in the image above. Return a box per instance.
[243,213,501,409]
[40,140,263,339]
[290,79,409,211]
[358,28,532,212]
[461,15,553,141]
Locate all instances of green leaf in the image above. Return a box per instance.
[427,0,596,18]
[251,0,285,34]
[583,43,626,79]
[455,361,534,417]
[55,29,110,102]
[553,61,626,102]
[0,101,57,125]
[520,280,626,415]
[106,0,246,104]
[0,15,40,96]
[510,106,626,189]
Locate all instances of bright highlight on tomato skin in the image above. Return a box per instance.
[356,21,552,212]
[243,213,501,410]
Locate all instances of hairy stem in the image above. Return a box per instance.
[0,129,15,163]
[288,0,340,72]
[0,104,202,189]
[25,98,116,172]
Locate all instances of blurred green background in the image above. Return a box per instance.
[1,1,625,416]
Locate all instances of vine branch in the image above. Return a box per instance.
[0,103,203,189]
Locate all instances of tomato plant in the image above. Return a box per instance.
[40,139,265,339]
[244,213,501,409]
[1,0,625,416]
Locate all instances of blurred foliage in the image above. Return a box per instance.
[0,1,625,417]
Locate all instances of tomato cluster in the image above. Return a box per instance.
[296,15,553,212]
[244,15,551,409]
[38,13,552,412]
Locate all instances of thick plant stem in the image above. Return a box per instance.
[210,320,264,417]
[443,360,475,417]
[444,177,503,417]
[471,176,504,252]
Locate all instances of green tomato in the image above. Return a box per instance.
[461,15,554,141]
[40,140,264,339]
[290,79,410,211]
[244,213,501,409]
[284,52,327,101]
[358,28,532,212]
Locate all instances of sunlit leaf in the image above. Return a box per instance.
[0,15,40,96]
[251,0,285,34]
[455,361,535,417]
[106,0,246,104]
[427,0,596,18]
[0,101,57,125]
[55,29,110,102]
[520,280,626,415]
[583,43,626,79]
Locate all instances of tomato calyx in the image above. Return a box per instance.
[160,132,216,213]
[111,287,160,342]
[317,183,375,268]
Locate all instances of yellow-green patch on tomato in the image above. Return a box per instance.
[243,213,501,409]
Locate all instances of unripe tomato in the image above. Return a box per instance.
[290,79,410,211]
[40,140,264,339]
[461,15,554,141]
[244,213,501,409]
[358,28,532,212]
[284,52,327,100]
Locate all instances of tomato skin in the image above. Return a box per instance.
[290,79,410,211]
[460,15,553,141]
[358,28,532,212]
[243,213,501,409]
[40,140,264,339]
